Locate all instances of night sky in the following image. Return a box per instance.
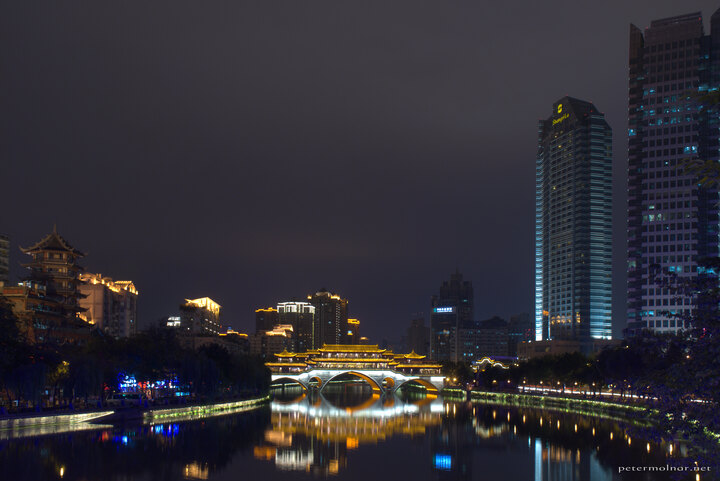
[2,1,719,342]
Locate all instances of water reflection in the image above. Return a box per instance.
[258,385,686,480]
[0,406,270,481]
[257,386,443,475]
[0,387,694,481]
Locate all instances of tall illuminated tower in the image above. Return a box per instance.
[535,97,613,346]
[627,10,720,335]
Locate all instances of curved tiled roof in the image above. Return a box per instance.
[20,228,85,256]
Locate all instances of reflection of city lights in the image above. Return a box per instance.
[646,442,650,453]
[610,432,613,440]
[628,437,631,446]
[574,424,577,433]
[59,467,65,478]
[669,444,673,455]
[184,462,209,480]
[592,427,595,436]
[522,415,526,424]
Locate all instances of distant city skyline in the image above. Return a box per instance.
[3,1,720,341]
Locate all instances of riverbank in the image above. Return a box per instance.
[0,394,271,433]
[470,390,651,424]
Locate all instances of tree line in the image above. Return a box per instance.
[0,297,270,411]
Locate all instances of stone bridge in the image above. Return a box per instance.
[271,369,444,394]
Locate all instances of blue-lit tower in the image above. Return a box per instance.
[535,97,613,346]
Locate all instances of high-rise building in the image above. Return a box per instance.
[277,300,315,352]
[476,316,509,359]
[430,271,474,362]
[407,315,430,356]
[177,297,222,335]
[508,312,533,357]
[78,273,138,338]
[627,10,720,335]
[0,234,8,286]
[535,97,613,347]
[255,307,279,333]
[307,289,349,348]
[347,318,360,344]
[250,324,294,359]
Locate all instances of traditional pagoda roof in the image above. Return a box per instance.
[318,344,386,353]
[404,350,426,360]
[20,226,85,256]
[274,349,296,358]
[265,362,307,367]
[396,363,443,369]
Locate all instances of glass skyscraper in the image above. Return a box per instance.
[627,11,720,335]
[430,271,474,362]
[535,97,613,345]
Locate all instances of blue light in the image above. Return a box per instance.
[434,454,452,471]
[121,436,128,445]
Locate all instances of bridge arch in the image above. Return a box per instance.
[324,371,382,394]
[395,378,440,395]
[270,376,308,391]
[308,376,323,389]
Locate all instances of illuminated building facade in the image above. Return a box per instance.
[178,297,222,335]
[2,228,90,344]
[277,300,315,352]
[255,307,278,333]
[0,233,8,286]
[78,273,138,338]
[627,10,720,335]
[266,344,444,393]
[308,289,349,348]
[250,324,294,359]
[430,271,474,362]
[535,97,613,347]
[347,318,360,344]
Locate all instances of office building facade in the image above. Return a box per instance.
[255,307,279,333]
[430,271,474,362]
[627,11,720,335]
[177,297,223,335]
[277,300,315,352]
[308,289,349,348]
[78,273,138,338]
[535,97,613,346]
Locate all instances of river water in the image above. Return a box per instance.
[0,384,699,480]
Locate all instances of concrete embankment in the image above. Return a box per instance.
[0,395,271,431]
[470,391,651,423]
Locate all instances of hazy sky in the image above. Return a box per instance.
[2,1,719,341]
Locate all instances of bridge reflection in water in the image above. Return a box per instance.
[255,385,681,480]
[256,388,444,476]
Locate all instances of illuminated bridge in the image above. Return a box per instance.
[266,345,444,394]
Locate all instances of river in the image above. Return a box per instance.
[0,384,698,480]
